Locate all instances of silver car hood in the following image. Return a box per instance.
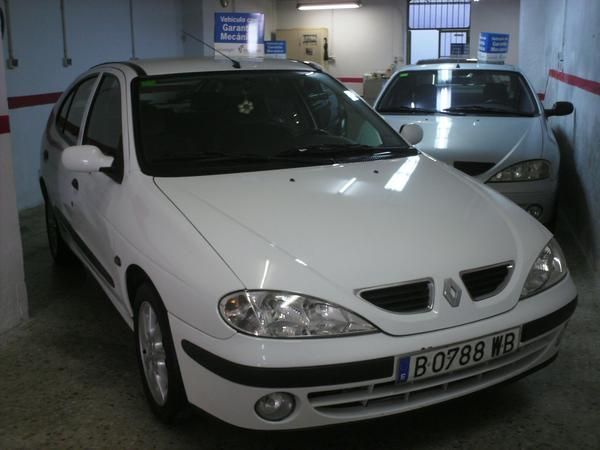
[381,115,543,169]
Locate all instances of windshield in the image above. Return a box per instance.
[133,70,412,176]
[377,69,539,117]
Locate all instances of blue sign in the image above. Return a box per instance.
[265,40,287,59]
[478,32,509,62]
[478,32,509,53]
[214,13,264,44]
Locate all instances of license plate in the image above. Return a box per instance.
[397,328,520,383]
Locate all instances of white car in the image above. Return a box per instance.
[40,58,577,430]
[374,60,574,225]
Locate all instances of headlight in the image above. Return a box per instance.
[521,238,567,299]
[219,290,377,338]
[488,159,551,183]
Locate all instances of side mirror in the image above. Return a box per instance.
[62,145,114,172]
[399,123,424,146]
[545,101,574,117]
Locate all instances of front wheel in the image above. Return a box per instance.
[134,282,188,423]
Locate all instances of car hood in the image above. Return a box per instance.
[380,115,543,172]
[155,156,550,335]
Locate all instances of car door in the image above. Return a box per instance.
[44,75,99,227]
[70,70,128,305]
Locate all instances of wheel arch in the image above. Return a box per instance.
[126,264,155,315]
[39,177,49,203]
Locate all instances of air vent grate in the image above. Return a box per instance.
[461,262,513,301]
[359,280,433,313]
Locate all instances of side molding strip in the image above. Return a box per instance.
[55,209,115,288]
[181,339,394,388]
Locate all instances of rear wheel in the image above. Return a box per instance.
[134,282,188,423]
[44,201,75,265]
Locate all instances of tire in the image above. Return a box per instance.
[44,201,75,265]
[134,282,188,424]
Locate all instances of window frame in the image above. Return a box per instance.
[81,73,125,183]
[56,75,100,146]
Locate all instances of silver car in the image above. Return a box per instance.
[374,60,574,225]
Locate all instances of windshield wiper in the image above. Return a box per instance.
[153,152,327,166]
[378,106,439,114]
[279,144,418,161]
[378,105,464,115]
[443,105,534,116]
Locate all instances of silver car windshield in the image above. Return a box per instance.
[133,70,413,177]
[377,69,539,117]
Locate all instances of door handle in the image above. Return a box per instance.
[71,178,79,190]
[43,150,49,161]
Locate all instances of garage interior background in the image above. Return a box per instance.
[1,0,599,334]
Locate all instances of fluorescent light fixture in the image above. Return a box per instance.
[297,1,362,10]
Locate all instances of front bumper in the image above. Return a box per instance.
[485,178,557,224]
[170,276,576,430]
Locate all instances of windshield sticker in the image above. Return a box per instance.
[238,99,255,115]
[399,73,409,78]
[140,80,158,87]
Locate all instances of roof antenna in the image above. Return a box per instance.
[182,30,241,69]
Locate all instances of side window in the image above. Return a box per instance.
[83,75,123,182]
[56,90,75,136]
[61,77,97,144]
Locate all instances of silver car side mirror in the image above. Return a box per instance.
[399,123,424,146]
[62,145,114,172]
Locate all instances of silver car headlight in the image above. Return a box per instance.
[219,290,377,338]
[488,159,550,183]
[521,238,567,299]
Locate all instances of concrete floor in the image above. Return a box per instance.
[1,206,598,449]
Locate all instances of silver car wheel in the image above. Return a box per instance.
[138,301,169,406]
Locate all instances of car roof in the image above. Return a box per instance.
[400,62,520,72]
[92,57,316,77]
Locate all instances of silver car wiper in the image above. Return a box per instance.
[444,105,535,116]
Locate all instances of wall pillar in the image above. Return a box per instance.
[0,30,28,334]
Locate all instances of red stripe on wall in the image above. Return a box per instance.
[0,115,11,134]
[7,92,63,110]
[338,77,364,83]
[549,69,600,96]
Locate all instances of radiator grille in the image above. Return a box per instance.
[461,262,514,301]
[359,280,433,313]
[453,161,496,176]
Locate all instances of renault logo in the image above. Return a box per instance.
[443,278,462,307]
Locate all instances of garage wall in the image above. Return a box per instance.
[519,0,600,270]
[276,0,407,78]
[6,0,184,209]
[470,0,520,65]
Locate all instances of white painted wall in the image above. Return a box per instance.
[276,0,406,78]
[0,33,28,335]
[519,0,600,269]
[470,0,520,65]
[5,0,184,209]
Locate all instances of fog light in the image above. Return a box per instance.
[526,204,543,219]
[255,392,295,421]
